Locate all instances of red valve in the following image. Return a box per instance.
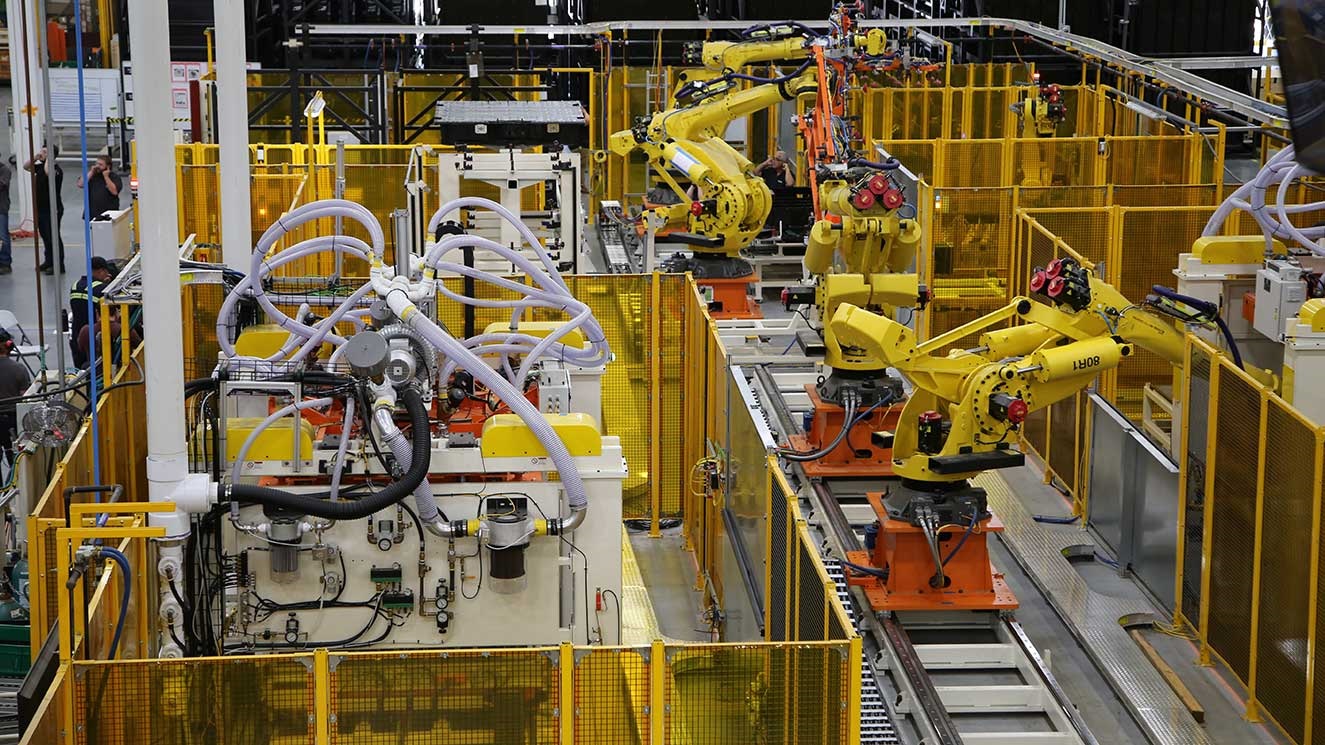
[1045,258,1065,278]
[1049,93,1061,103]
[1046,276,1066,298]
[1029,269,1048,293]
[1005,398,1028,424]
[881,188,905,210]
[851,190,876,210]
[867,173,890,195]
[689,201,704,217]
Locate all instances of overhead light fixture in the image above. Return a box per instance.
[1123,99,1163,121]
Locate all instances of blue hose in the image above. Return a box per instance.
[97,547,132,659]
[71,0,100,488]
[941,512,980,566]
[1150,285,1245,370]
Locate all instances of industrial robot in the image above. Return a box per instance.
[1010,73,1068,187]
[826,256,1273,612]
[610,5,939,475]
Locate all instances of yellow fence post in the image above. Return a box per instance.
[1305,429,1325,745]
[849,635,863,744]
[560,641,575,744]
[765,456,776,640]
[1198,361,1221,666]
[1244,390,1268,722]
[650,271,662,537]
[314,648,331,744]
[650,639,666,743]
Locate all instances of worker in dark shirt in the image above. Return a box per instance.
[0,159,12,275]
[78,154,122,219]
[755,150,795,188]
[70,256,112,369]
[24,144,64,275]
[0,331,32,476]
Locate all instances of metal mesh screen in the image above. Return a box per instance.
[1255,400,1316,744]
[1019,186,1109,209]
[1112,184,1220,207]
[1012,138,1099,187]
[1206,371,1260,681]
[575,648,650,745]
[724,371,770,605]
[1108,137,1194,185]
[1181,347,1212,626]
[795,534,826,642]
[926,189,1015,345]
[767,476,792,642]
[941,140,1002,188]
[1114,208,1214,417]
[655,275,688,518]
[74,656,315,744]
[330,649,559,743]
[875,141,934,185]
[1047,394,1081,496]
[666,643,849,745]
[958,89,1010,139]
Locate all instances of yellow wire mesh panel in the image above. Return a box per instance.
[655,275,689,518]
[73,656,315,744]
[666,643,849,745]
[1180,344,1213,627]
[575,648,651,745]
[1112,184,1220,208]
[1027,209,1113,275]
[178,163,221,244]
[1012,138,1098,187]
[941,140,1002,188]
[768,476,794,642]
[1047,393,1083,497]
[1206,369,1261,682]
[1255,399,1317,744]
[20,666,67,745]
[926,189,1016,346]
[1114,208,1213,416]
[330,649,559,743]
[1107,137,1196,185]
[875,141,935,184]
[955,88,1010,139]
[795,530,827,642]
[725,372,770,605]
[1018,186,1109,210]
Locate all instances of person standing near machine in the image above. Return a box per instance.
[69,256,112,369]
[0,158,12,275]
[0,331,31,477]
[25,145,64,275]
[755,150,796,188]
[77,154,122,219]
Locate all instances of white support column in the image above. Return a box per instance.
[127,0,187,509]
[214,0,253,270]
[7,0,45,232]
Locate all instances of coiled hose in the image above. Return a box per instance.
[228,387,431,519]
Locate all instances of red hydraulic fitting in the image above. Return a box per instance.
[881,188,905,210]
[851,189,875,210]
[1046,276,1066,298]
[1029,269,1048,294]
[1045,258,1065,278]
[689,201,704,217]
[867,173,890,195]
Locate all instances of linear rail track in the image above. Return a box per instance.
[751,363,1098,745]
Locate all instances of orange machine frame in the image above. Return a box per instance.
[784,385,899,477]
[844,492,1018,613]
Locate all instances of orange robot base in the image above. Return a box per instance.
[844,492,1018,613]
[701,277,762,320]
[785,386,900,478]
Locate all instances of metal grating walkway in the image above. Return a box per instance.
[978,472,1214,745]
[825,560,901,744]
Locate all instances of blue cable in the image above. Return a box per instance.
[71,0,100,489]
[941,512,980,566]
[97,547,132,658]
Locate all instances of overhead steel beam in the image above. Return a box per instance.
[1146,55,1278,70]
[302,17,1288,127]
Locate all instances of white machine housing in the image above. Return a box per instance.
[1173,245,1282,373]
[1283,302,1325,427]
[224,434,625,649]
[1254,258,1309,342]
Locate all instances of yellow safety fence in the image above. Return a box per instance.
[1171,336,1325,745]
[24,638,858,745]
[21,273,862,745]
